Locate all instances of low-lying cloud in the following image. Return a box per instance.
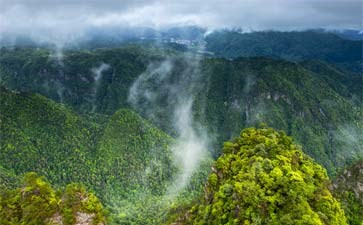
[128,52,210,196]
[1,0,361,45]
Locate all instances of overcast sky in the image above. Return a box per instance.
[0,0,362,43]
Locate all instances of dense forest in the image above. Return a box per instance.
[0,29,362,224]
[175,127,348,225]
[0,45,361,174]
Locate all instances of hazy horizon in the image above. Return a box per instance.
[1,0,362,45]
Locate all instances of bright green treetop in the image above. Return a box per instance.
[185,127,347,225]
[0,172,106,225]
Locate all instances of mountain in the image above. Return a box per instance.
[0,36,362,224]
[0,86,200,224]
[175,127,347,225]
[300,60,362,103]
[0,85,359,224]
[196,57,362,174]
[0,47,361,176]
[205,30,362,72]
[0,26,206,50]
[0,86,97,186]
[0,47,149,114]
[330,29,363,41]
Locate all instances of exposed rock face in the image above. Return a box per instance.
[75,212,95,225]
[48,212,105,225]
[330,160,363,224]
[332,160,363,202]
[48,213,63,225]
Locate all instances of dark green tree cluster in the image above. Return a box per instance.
[183,127,347,225]
[196,57,362,175]
[0,86,177,196]
[0,86,97,186]
[0,165,18,189]
[0,172,106,225]
[205,30,362,69]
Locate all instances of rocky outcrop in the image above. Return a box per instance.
[332,160,363,202]
[48,212,105,225]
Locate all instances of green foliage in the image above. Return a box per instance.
[97,109,175,197]
[300,60,362,104]
[0,172,106,225]
[61,184,105,225]
[205,30,362,68]
[0,86,205,224]
[0,172,58,225]
[194,57,362,175]
[0,46,160,114]
[0,165,18,189]
[183,127,347,225]
[0,45,361,224]
[0,86,97,186]
[0,47,361,175]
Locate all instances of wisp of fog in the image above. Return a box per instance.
[128,51,209,198]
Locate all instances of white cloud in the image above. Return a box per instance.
[0,0,361,44]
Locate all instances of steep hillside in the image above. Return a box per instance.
[0,47,153,114]
[205,30,362,70]
[97,108,175,196]
[196,57,363,174]
[0,165,18,189]
[0,86,189,224]
[300,60,362,103]
[0,86,97,186]
[175,127,348,225]
[331,160,363,225]
[0,44,361,223]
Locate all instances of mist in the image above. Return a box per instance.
[90,63,110,112]
[128,51,210,196]
[1,0,361,55]
[333,124,363,165]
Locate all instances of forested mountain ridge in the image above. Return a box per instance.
[173,127,348,225]
[196,57,362,173]
[0,86,201,224]
[0,47,361,176]
[205,30,362,71]
[300,60,362,103]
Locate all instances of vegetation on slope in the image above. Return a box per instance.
[179,127,348,225]
[0,46,150,114]
[196,57,362,174]
[300,60,362,104]
[0,165,18,189]
[0,86,97,186]
[0,86,212,224]
[0,85,176,190]
[331,160,363,225]
[205,30,362,69]
[0,47,361,176]
[0,172,106,225]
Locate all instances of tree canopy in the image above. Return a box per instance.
[183,127,347,225]
[0,172,106,225]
